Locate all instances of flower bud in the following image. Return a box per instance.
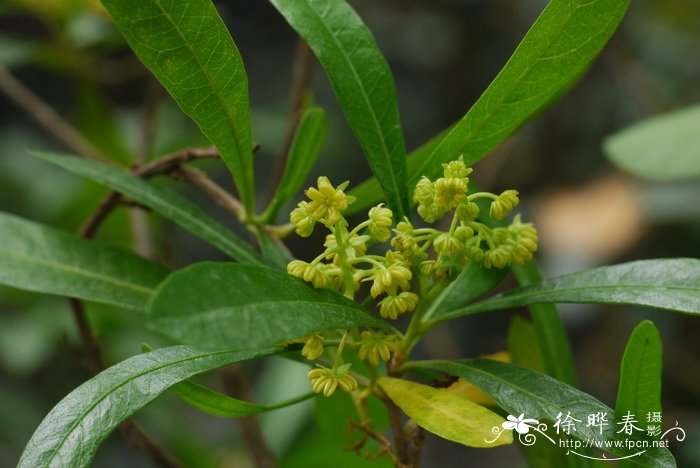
[378,291,419,319]
[301,334,324,360]
[367,204,393,242]
[357,331,399,365]
[490,190,519,220]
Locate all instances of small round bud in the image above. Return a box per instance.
[367,204,393,242]
[301,334,324,360]
[290,201,316,237]
[413,177,435,206]
[433,233,462,255]
[456,202,480,222]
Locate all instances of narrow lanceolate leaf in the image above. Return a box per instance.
[409,0,631,185]
[604,103,700,181]
[0,212,167,311]
[615,321,662,428]
[512,261,577,386]
[148,263,388,350]
[441,259,700,320]
[268,0,409,218]
[172,380,313,418]
[261,106,328,224]
[377,377,511,448]
[347,0,631,211]
[101,0,255,211]
[18,346,275,468]
[421,262,506,324]
[411,360,675,467]
[34,151,262,265]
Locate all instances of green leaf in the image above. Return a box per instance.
[346,126,449,215]
[409,0,631,185]
[346,0,631,211]
[421,262,506,324]
[443,259,700,319]
[172,380,313,418]
[616,321,664,468]
[0,211,167,311]
[34,151,262,265]
[512,261,578,386]
[507,315,545,373]
[148,262,388,350]
[604,104,700,181]
[268,0,409,218]
[100,0,255,211]
[261,106,328,224]
[410,360,675,467]
[377,376,512,448]
[18,345,275,467]
[615,321,662,426]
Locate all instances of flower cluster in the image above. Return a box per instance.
[286,158,538,397]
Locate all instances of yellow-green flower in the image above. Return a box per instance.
[434,177,467,208]
[305,177,355,226]
[367,204,393,242]
[490,189,519,220]
[357,331,399,365]
[307,364,358,397]
[413,176,435,206]
[378,291,419,319]
[287,260,328,288]
[323,233,369,262]
[442,156,472,179]
[301,334,324,360]
[290,201,316,237]
[368,263,412,297]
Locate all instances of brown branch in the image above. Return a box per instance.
[177,166,246,221]
[219,366,277,468]
[134,145,221,178]
[265,39,313,206]
[348,420,406,467]
[403,420,425,467]
[0,66,110,162]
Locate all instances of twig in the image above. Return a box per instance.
[68,192,182,468]
[219,366,277,468]
[265,39,313,206]
[404,420,425,467]
[131,78,165,259]
[134,145,221,178]
[348,420,405,467]
[177,166,246,221]
[0,66,110,162]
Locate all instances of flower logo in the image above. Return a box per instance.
[502,414,539,434]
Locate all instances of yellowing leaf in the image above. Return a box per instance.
[377,377,512,448]
[446,352,511,406]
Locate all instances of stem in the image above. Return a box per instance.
[219,366,277,468]
[333,221,358,298]
[0,66,110,162]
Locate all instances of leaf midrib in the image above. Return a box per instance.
[412,0,608,180]
[446,283,700,319]
[150,0,251,197]
[0,249,153,297]
[42,349,247,466]
[301,0,404,210]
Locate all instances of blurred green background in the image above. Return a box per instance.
[1,0,699,466]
